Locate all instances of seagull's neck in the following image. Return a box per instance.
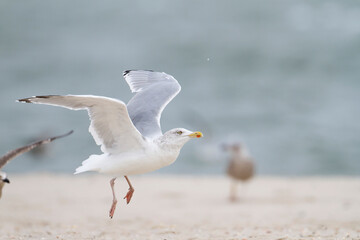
[150,136,183,168]
[154,135,184,153]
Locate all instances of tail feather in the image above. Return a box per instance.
[74,154,103,174]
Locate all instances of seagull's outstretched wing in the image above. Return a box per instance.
[18,95,146,154]
[0,130,73,170]
[124,70,181,138]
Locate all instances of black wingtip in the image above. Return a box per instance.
[17,95,58,103]
[3,178,10,184]
[123,69,154,77]
[49,130,74,141]
[17,98,32,103]
[65,130,74,136]
[123,70,131,77]
[61,130,74,137]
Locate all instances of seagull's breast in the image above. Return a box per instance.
[98,145,180,176]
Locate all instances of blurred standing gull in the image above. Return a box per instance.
[0,131,73,198]
[223,143,255,201]
[18,70,203,218]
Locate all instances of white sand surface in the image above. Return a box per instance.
[0,174,359,239]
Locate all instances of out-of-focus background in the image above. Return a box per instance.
[0,0,359,175]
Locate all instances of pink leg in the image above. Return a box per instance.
[109,177,117,218]
[123,176,135,204]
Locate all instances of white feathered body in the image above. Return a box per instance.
[75,140,181,176]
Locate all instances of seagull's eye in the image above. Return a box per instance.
[176,130,183,135]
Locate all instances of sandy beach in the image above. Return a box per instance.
[0,174,359,240]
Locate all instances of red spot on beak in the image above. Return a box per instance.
[197,135,201,138]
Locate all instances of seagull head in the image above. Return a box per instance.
[160,128,203,149]
[0,172,10,184]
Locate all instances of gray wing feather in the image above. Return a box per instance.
[0,130,73,170]
[124,70,181,138]
[18,95,145,153]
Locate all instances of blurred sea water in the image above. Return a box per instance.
[0,0,359,175]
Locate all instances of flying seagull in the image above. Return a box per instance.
[18,70,203,218]
[222,143,255,201]
[0,130,73,198]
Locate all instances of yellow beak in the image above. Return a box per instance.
[188,131,203,138]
